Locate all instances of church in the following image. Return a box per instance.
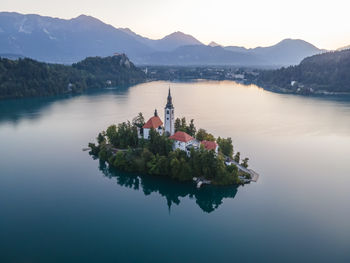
[142,88,175,139]
[142,88,218,155]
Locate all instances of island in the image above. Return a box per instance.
[88,89,258,187]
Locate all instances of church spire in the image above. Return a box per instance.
[166,88,173,109]
[164,87,175,136]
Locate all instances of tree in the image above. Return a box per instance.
[234,152,240,163]
[187,119,196,136]
[196,128,215,141]
[132,112,145,128]
[241,158,249,168]
[97,132,105,144]
[148,129,173,156]
[181,117,187,130]
[175,118,182,132]
[106,125,118,146]
[196,128,207,141]
[217,137,233,158]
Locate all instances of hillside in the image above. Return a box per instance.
[258,49,350,94]
[0,12,323,66]
[139,45,266,66]
[0,54,146,99]
[0,12,152,63]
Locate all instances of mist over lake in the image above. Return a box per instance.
[1,80,350,262]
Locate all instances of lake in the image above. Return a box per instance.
[1,80,350,262]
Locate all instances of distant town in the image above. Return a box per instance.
[141,66,261,83]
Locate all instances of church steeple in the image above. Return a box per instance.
[166,88,174,109]
[164,88,175,136]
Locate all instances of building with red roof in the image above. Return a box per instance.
[169,131,196,152]
[142,109,163,139]
[201,140,219,154]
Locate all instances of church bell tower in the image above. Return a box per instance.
[164,88,175,136]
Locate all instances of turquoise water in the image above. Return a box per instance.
[1,80,350,262]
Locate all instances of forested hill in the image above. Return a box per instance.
[258,49,350,94]
[0,54,146,99]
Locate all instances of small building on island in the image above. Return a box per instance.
[142,109,163,139]
[201,140,219,154]
[169,131,198,155]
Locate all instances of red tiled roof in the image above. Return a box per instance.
[201,140,218,150]
[169,131,195,143]
[143,116,163,129]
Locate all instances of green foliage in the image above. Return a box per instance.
[105,122,138,148]
[241,157,249,168]
[148,129,173,156]
[88,142,100,156]
[196,128,215,141]
[217,137,233,158]
[98,143,111,162]
[174,118,182,132]
[234,152,240,163]
[174,117,196,136]
[0,55,146,100]
[132,112,145,128]
[97,133,106,144]
[258,49,350,93]
[187,119,196,137]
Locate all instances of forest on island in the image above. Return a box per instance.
[89,113,250,186]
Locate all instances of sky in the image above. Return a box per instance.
[2,0,350,50]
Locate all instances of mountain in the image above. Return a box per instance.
[119,29,203,51]
[0,12,152,63]
[138,45,266,66]
[0,12,323,66]
[251,39,323,65]
[337,44,350,51]
[225,39,323,65]
[208,41,221,47]
[151,31,203,51]
[258,49,350,93]
[0,54,146,99]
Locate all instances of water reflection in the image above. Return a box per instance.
[0,86,131,125]
[98,161,238,213]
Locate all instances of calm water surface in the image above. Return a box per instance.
[1,80,350,262]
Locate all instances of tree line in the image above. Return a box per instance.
[0,54,146,100]
[258,49,350,93]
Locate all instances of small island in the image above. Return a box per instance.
[88,89,258,187]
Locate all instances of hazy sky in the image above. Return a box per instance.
[2,0,350,49]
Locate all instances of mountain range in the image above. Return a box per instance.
[0,12,328,66]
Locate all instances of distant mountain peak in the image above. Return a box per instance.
[71,14,105,25]
[208,41,221,47]
[161,31,203,45]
